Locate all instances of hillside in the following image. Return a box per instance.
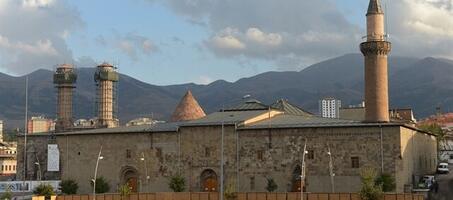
[0,54,450,129]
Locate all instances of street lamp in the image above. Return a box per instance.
[301,140,308,200]
[34,162,42,181]
[93,146,104,200]
[140,152,150,193]
[327,146,335,193]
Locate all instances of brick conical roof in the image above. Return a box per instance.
[171,90,206,122]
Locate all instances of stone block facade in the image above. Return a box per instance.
[17,124,436,194]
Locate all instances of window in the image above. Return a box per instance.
[1,165,3,171]
[351,157,360,168]
[257,150,264,161]
[126,149,131,158]
[204,147,210,157]
[250,176,255,190]
[13,165,15,171]
[307,150,314,160]
[156,148,163,158]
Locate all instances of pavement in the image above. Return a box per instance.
[430,165,453,200]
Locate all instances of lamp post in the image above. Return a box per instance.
[140,152,150,192]
[301,140,308,200]
[93,146,104,200]
[327,146,335,193]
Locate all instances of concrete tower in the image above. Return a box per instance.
[94,62,119,128]
[360,0,391,122]
[54,64,77,132]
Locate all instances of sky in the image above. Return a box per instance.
[0,0,453,85]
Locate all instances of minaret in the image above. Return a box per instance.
[53,64,77,132]
[360,0,391,122]
[94,62,119,128]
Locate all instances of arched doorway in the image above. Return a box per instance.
[291,165,304,192]
[120,166,139,193]
[200,169,218,192]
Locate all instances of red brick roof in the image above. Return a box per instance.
[170,90,206,122]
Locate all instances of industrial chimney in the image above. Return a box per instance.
[94,62,119,128]
[54,64,77,132]
[360,0,391,122]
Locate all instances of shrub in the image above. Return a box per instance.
[375,173,396,192]
[33,184,55,199]
[224,182,237,200]
[265,178,278,192]
[1,187,12,200]
[359,168,383,200]
[90,177,110,194]
[168,175,185,192]
[118,184,132,199]
[60,179,79,194]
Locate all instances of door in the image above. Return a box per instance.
[127,177,138,193]
[203,177,218,192]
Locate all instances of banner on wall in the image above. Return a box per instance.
[47,144,59,172]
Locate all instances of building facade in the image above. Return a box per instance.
[17,105,437,194]
[319,98,341,119]
[27,117,54,134]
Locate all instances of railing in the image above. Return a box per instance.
[55,192,425,200]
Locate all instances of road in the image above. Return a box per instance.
[430,165,453,200]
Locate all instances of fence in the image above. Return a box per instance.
[55,193,424,200]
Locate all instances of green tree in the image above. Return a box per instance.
[60,179,79,194]
[90,177,110,194]
[375,173,396,192]
[224,182,237,200]
[265,178,278,192]
[168,175,185,192]
[33,184,55,199]
[118,184,131,200]
[1,187,12,200]
[359,168,383,200]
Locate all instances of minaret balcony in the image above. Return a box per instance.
[360,40,391,56]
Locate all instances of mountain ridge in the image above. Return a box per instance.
[1,54,452,129]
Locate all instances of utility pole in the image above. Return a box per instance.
[23,76,28,187]
[327,144,335,193]
[301,139,308,200]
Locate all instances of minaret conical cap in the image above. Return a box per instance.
[367,0,383,15]
[170,90,206,122]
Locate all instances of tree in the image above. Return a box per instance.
[265,178,278,192]
[33,184,55,199]
[359,168,383,200]
[224,183,237,200]
[375,173,396,192]
[90,177,110,194]
[1,187,12,200]
[118,184,132,200]
[60,179,79,194]
[168,175,185,192]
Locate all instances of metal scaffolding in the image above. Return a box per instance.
[53,64,77,132]
[94,62,119,128]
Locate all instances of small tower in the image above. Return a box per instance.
[360,0,391,122]
[171,90,206,122]
[53,64,77,132]
[94,62,119,128]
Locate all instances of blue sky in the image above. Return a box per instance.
[0,0,451,85]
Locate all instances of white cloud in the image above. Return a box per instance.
[195,75,214,85]
[0,0,82,74]
[246,28,282,46]
[96,32,159,61]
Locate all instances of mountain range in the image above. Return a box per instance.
[1,53,451,129]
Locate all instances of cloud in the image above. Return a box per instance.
[0,0,82,74]
[97,32,159,61]
[195,75,214,85]
[146,0,453,69]
[146,0,360,70]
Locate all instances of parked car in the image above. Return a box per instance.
[418,175,436,189]
[437,162,449,174]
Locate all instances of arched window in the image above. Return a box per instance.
[200,169,218,192]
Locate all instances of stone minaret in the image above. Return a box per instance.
[54,64,77,132]
[360,0,391,122]
[95,62,119,128]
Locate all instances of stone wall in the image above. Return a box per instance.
[16,124,437,194]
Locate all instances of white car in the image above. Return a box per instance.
[437,163,449,174]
